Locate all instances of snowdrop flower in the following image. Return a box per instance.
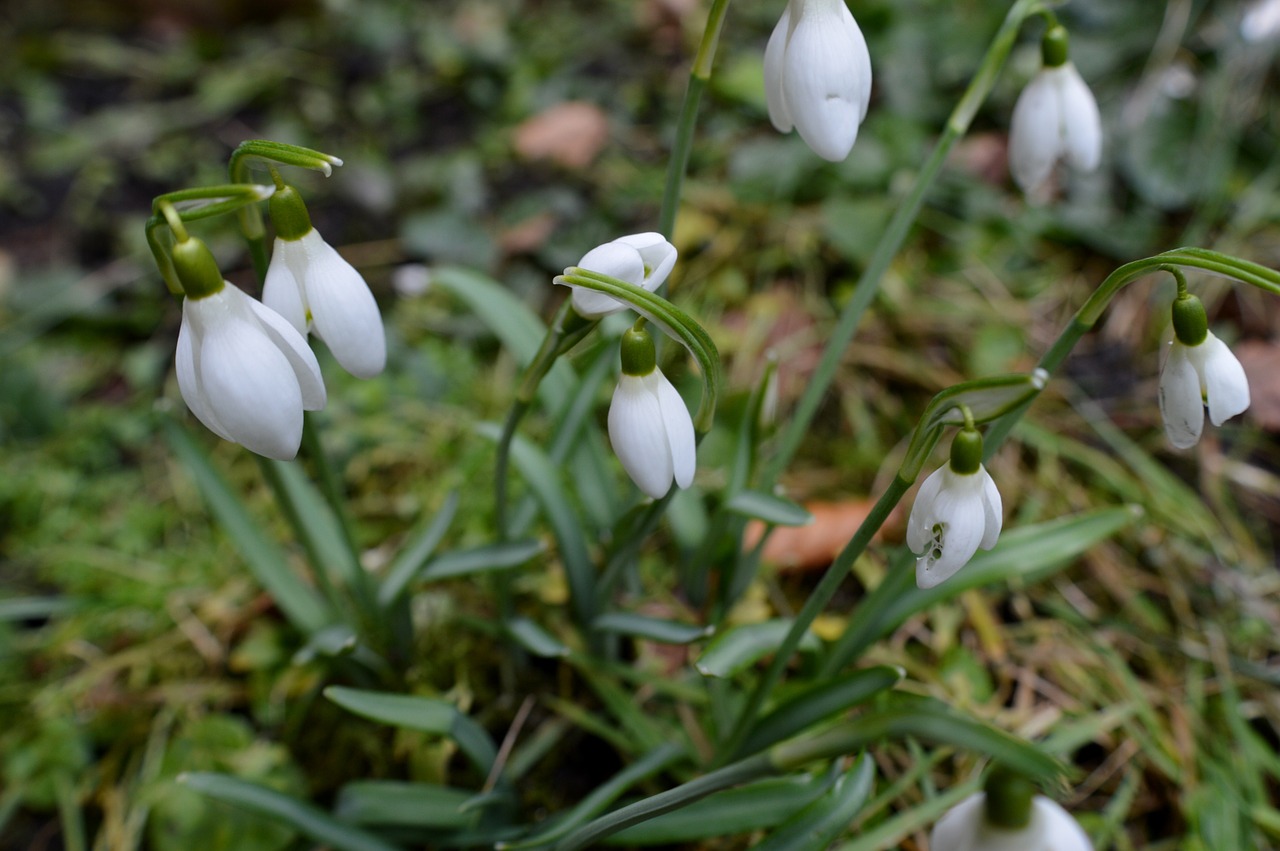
[263,185,386,379]
[568,233,677,319]
[171,235,326,460]
[932,767,1092,851]
[608,326,696,499]
[907,422,1002,589]
[764,0,872,162]
[1008,26,1102,194]
[932,794,1093,851]
[1243,0,1280,42]
[1158,293,1250,449]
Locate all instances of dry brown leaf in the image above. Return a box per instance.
[746,499,902,573]
[513,101,610,170]
[1235,339,1280,430]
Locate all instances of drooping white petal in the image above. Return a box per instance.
[609,374,675,499]
[297,230,387,379]
[243,293,328,411]
[931,793,1092,851]
[763,4,794,132]
[571,241,647,318]
[915,470,988,589]
[616,232,678,292]
[262,238,309,334]
[930,792,985,851]
[906,465,947,554]
[649,370,696,489]
[1158,341,1205,449]
[979,467,1003,551]
[192,299,306,460]
[1034,797,1094,851]
[781,0,870,161]
[1009,70,1061,193]
[175,305,234,442]
[1197,332,1250,427]
[1056,63,1102,172]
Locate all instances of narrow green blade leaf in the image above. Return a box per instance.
[753,755,875,851]
[738,666,905,758]
[0,597,75,622]
[498,743,685,850]
[478,424,595,625]
[179,772,401,851]
[379,491,460,606]
[336,781,475,829]
[696,620,821,678]
[432,266,574,410]
[265,458,363,591]
[592,613,713,645]
[163,419,330,634]
[324,687,497,775]
[724,491,813,527]
[421,539,546,582]
[602,773,834,845]
[507,616,570,658]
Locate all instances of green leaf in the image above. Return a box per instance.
[737,666,905,758]
[497,743,685,850]
[695,620,821,679]
[163,419,330,634]
[753,755,875,851]
[477,424,595,625]
[378,491,460,606]
[420,539,546,582]
[179,773,401,851]
[262,458,363,593]
[433,267,575,411]
[770,698,1063,782]
[592,613,713,645]
[723,491,813,527]
[335,781,475,829]
[602,772,836,845]
[0,597,75,622]
[507,616,569,659]
[324,687,497,775]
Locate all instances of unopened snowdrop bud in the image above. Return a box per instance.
[569,233,677,319]
[263,185,386,379]
[931,767,1093,851]
[1008,25,1102,194]
[764,0,872,162]
[907,422,1003,589]
[607,326,697,499]
[173,234,326,460]
[1158,293,1250,449]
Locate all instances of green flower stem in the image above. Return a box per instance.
[659,0,730,239]
[496,301,586,541]
[300,411,366,581]
[761,0,1048,488]
[146,186,275,295]
[716,474,912,764]
[255,456,346,613]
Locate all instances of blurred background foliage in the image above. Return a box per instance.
[2,0,1280,848]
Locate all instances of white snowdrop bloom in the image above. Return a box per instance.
[1158,331,1250,449]
[177,283,327,460]
[607,326,696,499]
[1243,0,1280,42]
[263,185,386,379]
[931,793,1093,851]
[764,0,872,162]
[1008,27,1101,194]
[568,233,677,319]
[908,463,1003,589]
